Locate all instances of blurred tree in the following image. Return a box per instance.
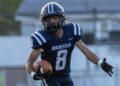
[0,0,22,35]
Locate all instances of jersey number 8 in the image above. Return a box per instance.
[55,49,67,70]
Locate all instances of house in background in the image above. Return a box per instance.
[16,0,120,44]
[1,1,120,86]
[0,37,29,86]
[0,37,120,86]
[0,37,42,86]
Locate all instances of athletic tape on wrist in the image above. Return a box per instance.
[98,60,102,66]
[31,71,35,77]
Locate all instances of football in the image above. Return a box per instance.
[33,60,52,74]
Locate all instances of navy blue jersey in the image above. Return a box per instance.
[30,23,82,77]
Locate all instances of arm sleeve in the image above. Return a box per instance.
[30,32,47,49]
[30,35,41,49]
[73,23,83,42]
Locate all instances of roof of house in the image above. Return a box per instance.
[16,0,120,18]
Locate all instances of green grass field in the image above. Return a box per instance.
[0,72,3,86]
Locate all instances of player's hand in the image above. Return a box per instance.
[31,72,43,80]
[31,66,51,80]
[31,66,43,80]
[99,58,114,77]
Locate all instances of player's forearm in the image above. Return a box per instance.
[26,56,36,73]
[26,49,40,73]
[75,40,100,65]
[85,52,100,65]
[26,61,34,73]
[80,44,100,65]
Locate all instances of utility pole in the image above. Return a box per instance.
[92,7,97,43]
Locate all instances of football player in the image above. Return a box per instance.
[26,2,113,86]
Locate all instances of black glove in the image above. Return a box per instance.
[32,72,43,80]
[100,58,114,77]
[31,66,51,80]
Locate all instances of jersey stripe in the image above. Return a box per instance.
[41,79,45,86]
[76,24,81,36]
[41,79,48,86]
[41,82,43,86]
[43,79,48,86]
[73,23,81,36]
[31,34,42,45]
[35,32,47,43]
[73,23,77,35]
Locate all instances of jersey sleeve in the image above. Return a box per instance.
[72,23,82,42]
[30,31,47,49]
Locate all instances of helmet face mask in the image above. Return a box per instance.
[43,15,64,32]
[40,2,65,32]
